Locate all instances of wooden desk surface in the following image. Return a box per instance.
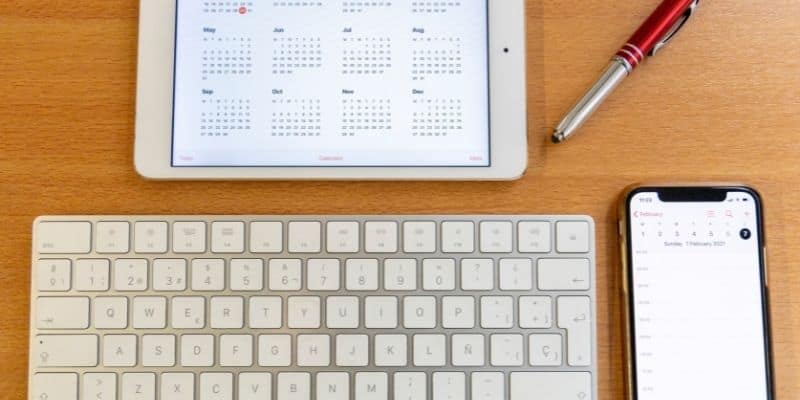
[1,1,798,398]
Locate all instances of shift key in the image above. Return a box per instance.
[34,335,98,367]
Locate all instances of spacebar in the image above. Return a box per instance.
[510,372,592,400]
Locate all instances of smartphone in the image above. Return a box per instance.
[620,185,774,400]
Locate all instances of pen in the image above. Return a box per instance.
[552,0,700,143]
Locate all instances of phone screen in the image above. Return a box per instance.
[627,188,771,400]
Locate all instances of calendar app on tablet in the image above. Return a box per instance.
[172,1,491,167]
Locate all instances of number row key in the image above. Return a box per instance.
[38,258,589,292]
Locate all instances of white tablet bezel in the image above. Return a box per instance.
[135,0,527,180]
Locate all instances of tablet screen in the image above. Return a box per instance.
[172,2,490,167]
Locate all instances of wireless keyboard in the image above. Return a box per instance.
[29,215,596,400]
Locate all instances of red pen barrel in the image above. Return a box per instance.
[616,0,697,69]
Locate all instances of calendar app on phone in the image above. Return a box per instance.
[629,191,769,400]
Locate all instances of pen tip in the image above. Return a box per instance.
[552,132,565,144]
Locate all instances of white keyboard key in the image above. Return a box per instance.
[510,372,592,400]
[162,373,194,400]
[326,296,359,328]
[210,296,244,328]
[384,259,417,291]
[558,296,592,366]
[35,335,98,367]
[211,221,244,253]
[471,372,504,400]
[230,259,264,291]
[152,259,187,291]
[75,259,110,291]
[423,259,456,291]
[83,373,117,400]
[37,221,91,254]
[172,296,205,329]
[490,334,523,366]
[480,296,513,328]
[336,334,369,366]
[132,296,167,329]
[37,297,89,329]
[200,372,233,400]
[114,259,148,291]
[346,259,379,291]
[34,373,77,400]
[103,335,136,367]
[220,334,253,366]
[394,372,426,400]
[288,221,321,253]
[460,259,494,291]
[250,221,283,253]
[180,334,214,367]
[441,221,475,253]
[519,296,553,328]
[258,335,292,367]
[365,296,398,328]
[94,297,128,329]
[172,221,206,253]
[374,334,407,366]
[499,258,533,291]
[121,373,155,400]
[317,372,349,400]
[141,334,175,367]
[96,221,130,254]
[37,259,71,291]
[134,221,168,254]
[288,296,321,329]
[518,221,551,253]
[403,296,436,328]
[479,221,513,253]
[403,221,436,253]
[364,221,398,253]
[192,259,225,291]
[433,372,465,400]
[307,259,340,291]
[269,259,302,291]
[239,373,271,400]
[249,296,282,328]
[355,372,388,400]
[413,334,446,366]
[327,221,359,253]
[530,334,563,366]
[296,334,330,366]
[538,258,591,291]
[556,221,590,253]
[277,373,310,400]
[442,296,475,328]
[451,334,484,366]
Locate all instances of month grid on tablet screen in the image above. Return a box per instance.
[173,1,490,167]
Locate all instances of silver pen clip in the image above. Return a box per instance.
[650,0,700,56]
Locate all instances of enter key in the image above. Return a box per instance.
[557,296,592,367]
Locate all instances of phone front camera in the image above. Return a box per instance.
[739,228,752,240]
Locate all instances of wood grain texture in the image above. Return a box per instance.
[1,0,798,398]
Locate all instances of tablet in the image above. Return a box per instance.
[135,0,527,180]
